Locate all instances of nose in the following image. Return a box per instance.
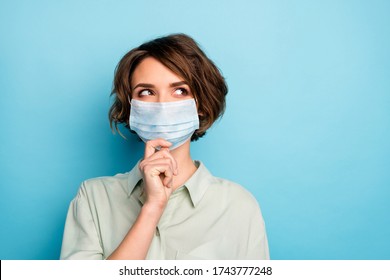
[157,95,165,103]
[156,90,173,103]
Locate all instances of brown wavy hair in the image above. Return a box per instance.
[109,33,228,140]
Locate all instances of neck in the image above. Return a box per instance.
[169,140,197,190]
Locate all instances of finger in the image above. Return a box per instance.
[163,175,173,188]
[139,157,173,175]
[161,148,178,175]
[144,139,172,159]
[149,163,174,187]
[161,167,174,188]
[141,148,178,175]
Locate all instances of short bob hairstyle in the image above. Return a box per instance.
[109,33,228,141]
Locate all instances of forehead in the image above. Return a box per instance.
[131,57,184,86]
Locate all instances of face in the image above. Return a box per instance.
[131,57,194,102]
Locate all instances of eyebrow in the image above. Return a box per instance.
[132,81,188,90]
[132,83,154,90]
[170,81,188,87]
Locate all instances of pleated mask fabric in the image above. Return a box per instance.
[129,99,199,150]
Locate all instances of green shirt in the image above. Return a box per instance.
[60,161,269,259]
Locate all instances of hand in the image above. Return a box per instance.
[138,139,178,210]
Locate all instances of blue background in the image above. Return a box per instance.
[1,0,389,260]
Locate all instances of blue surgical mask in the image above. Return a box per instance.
[129,99,200,150]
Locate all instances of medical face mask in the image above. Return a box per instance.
[129,99,200,150]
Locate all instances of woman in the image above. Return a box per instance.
[60,34,269,260]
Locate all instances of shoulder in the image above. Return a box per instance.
[202,175,265,232]
[75,172,130,201]
[210,176,260,208]
[82,172,128,188]
[194,161,261,212]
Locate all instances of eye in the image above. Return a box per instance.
[173,88,189,96]
[138,89,154,97]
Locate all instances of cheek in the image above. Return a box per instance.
[129,91,136,99]
[129,92,140,101]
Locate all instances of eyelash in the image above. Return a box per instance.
[174,88,189,96]
[138,89,154,97]
[137,88,189,97]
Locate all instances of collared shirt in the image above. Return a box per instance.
[60,161,270,259]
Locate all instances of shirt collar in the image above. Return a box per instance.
[126,160,143,197]
[126,160,214,207]
[183,160,214,207]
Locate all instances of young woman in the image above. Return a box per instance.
[60,34,269,260]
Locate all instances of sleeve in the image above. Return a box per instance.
[60,182,104,260]
[246,201,270,260]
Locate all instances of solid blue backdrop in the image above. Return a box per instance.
[1,0,389,259]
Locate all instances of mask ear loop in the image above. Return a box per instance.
[127,95,143,142]
[193,96,199,111]
[193,96,200,139]
[127,95,133,131]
